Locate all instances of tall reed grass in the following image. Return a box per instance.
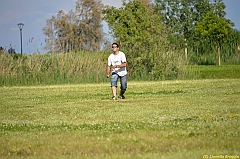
[0,52,109,86]
[0,51,191,86]
[1,51,239,86]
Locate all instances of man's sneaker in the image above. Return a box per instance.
[118,95,125,99]
[110,96,117,100]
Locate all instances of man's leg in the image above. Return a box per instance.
[112,86,117,97]
[119,90,125,97]
[111,74,118,98]
[119,75,127,98]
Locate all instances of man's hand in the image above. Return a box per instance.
[113,65,119,69]
[106,65,111,78]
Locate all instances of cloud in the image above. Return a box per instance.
[102,0,124,8]
[0,11,23,26]
[10,27,18,31]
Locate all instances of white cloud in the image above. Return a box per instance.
[9,27,18,31]
[102,0,123,7]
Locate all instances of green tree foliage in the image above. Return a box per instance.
[195,2,233,40]
[155,0,237,65]
[155,0,230,39]
[42,0,104,53]
[103,0,183,79]
[195,1,234,65]
[155,0,211,63]
[155,0,210,40]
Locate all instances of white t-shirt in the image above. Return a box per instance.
[108,51,127,76]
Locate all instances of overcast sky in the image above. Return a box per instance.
[0,0,239,54]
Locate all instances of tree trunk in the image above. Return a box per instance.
[217,40,221,66]
[218,46,221,66]
[185,39,187,60]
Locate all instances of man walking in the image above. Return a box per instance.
[106,43,127,100]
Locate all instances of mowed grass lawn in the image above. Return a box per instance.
[0,79,239,159]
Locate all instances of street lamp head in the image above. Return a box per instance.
[17,23,24,30]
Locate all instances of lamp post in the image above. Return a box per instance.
[17,23,24,55]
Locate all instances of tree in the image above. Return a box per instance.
[54,10,71,52]
[154,0,210,60]
[42,0,104,53]
[103,0,182,79]
[155,0,203,39]
[195,3,234,65]
[75,0,104,51]
[42,16,57,53]
[155,0,235,65]
[103,1,164,72]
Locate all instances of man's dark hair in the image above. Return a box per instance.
[112,43,119,48]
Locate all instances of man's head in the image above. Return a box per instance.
[112,43,119,53]
[112,43,119,49]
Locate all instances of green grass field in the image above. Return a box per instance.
[1,79,240,159]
